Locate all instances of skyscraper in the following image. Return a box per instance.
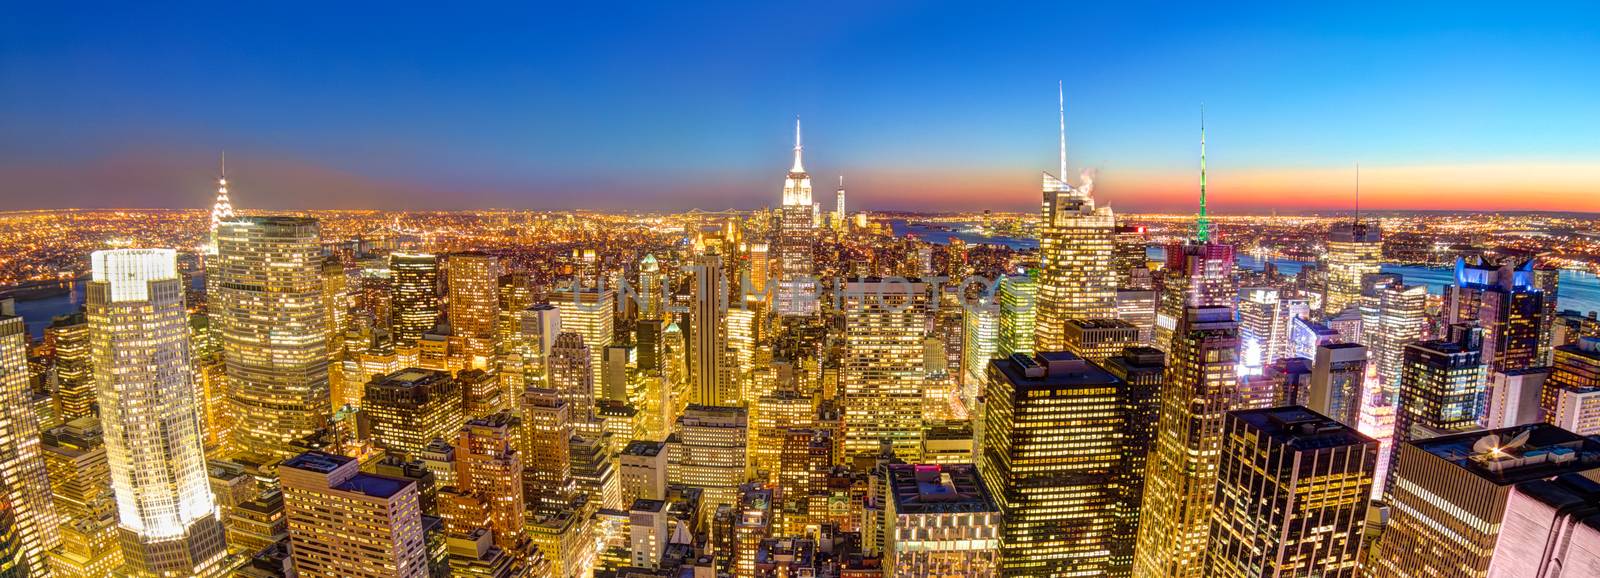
[215,216,331,459]
[41,419,120,578]
[1206,407,1376,578]
[841,278,930,460]
[668,405,748,509]
[280,452,429,578]
[996,271,1036,358]
[1035,86,1117,350]
[1541,336,1600,433]
[0,303,60,576]
[364,369,467,460]
[1308,342,1369,427]
[981,351,1152,576]
[390,252,441,347]
[452,412,523,550]
[1374,424,1600,577]
[1370,282,1428,391]
[1133,306,1240,578]
[549,332,595,432]
[1153,243,1237,354]
[834,176,847,229]
[884,464,1001,577]
[45,315,93,423]
[86,249,230,577]
[1393,326,1488,458]
[552,285,614,399]
[519,388,573,508]
[960,300,999,402]
[446,252,500,370]
[1447,256,1545,374]
[1486,472,1600,578]
[776,119,817,317]
[1237,288,1307,368]
[1323,220,1383,316]
[690,253,731,406]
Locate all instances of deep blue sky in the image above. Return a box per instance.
[3,1,1598,213]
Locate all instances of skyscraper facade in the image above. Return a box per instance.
[215,216,331,459]
[446,252,500,370]
[1034,124,1117,353]
[46,315,93,423]
[390,252,441,347]
[1206,407,1376,577]
[552,286,614,400]
[280,452,429,578]
[776,120,817,317]
[996,272,1036,358]
[1323,220,1382,315]
[1447,256,1545,374]
[841,278,930,460]
[86,249,229,577]
[690,253,731,406]
[0,306,61,576]
[1133,306,1239,578]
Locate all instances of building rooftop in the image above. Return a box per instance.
[991,351,1120,391]
[1231,406,1375,451]
[886,463,997,515]
[1410,423,1600,486]
[622,439,667,458]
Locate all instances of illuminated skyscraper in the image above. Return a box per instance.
[1114,223,1153,290]
[1374,425,1600,577]
[1237,288,1307,368]
[390,252,441,347]
[884,464,1000,577]
[86,249,230,577]
[1133,306,1239,578]
[549,332,596,434]
[46,315,93,422]
[0,304,61,576]
[1393,327,1488,450]
[981,351,1155,576]
[280,452,429,578]
[841,278,930,460]
[690,254,731,406]
[207,155,235,244]
[1370,282,1428,391]
[364,368,467,459]
[996,272,1036,358]
[834,177,847,229]
[215,216,331,459]
[1541,337,1600,432]
[1206,407,1376,577]
[552,285,614,398]
[637,254,664,320]
[1154,243,1237,355]
[1035,86,1116,351]
[1323,220,1382,315]
[777,119,817,317]
[452,412,523,549]
[1447,256,1546,373]
[668,404,748,509]
[447,252,500,370]
[960,300,999,401]
[516,303,562,389]
[1309,342,1369,427]
[321,257,349,412]
[41,419,120,578]
[519,388,573,508]
[1063,318,1140,365]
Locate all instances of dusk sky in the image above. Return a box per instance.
[2,2,1598,214]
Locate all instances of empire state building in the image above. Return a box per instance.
[776,118,817,317]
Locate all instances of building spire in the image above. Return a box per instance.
[791,116,805,174]
[1354,162,1361,224]
[1058,80,1067,182]
[1196,106,1211,242]
[210,152,235,235]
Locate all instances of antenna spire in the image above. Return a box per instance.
[790,116,805,174]
[1196,105,1211,242]
[1058,80,1067,182]
[1354,163,1361,224]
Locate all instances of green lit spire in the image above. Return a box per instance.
[1196,106,1211,242]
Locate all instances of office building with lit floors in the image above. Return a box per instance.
[214,216,331,459]
[86,249,231,577]
[446,252,501,370]
[1390,325,1488,496]
[1034,173,1117,351]
[884,464,1000,577]
[1446,256,1546,374]
[0,491,24,578]
[1152,241,1236,354]
[667,405,748,509]
[1322,220,1382,316]
[841,277,930,461]
[0,303,60,576]
[280,452,429,578]
[364,368,467,460]
[1486,473,1600,577]
[980,351,1154,576]
[1373,424,1600,577]
[1542,336,1600,432]
[389,252,441,347]
[1206,407,1377,578]
[1309,342,1369,427]
[1133,306,1240,578]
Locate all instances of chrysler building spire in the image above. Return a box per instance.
[209,152,235,236]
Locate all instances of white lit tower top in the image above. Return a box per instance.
[782,118,812,207]
[206,153,235,254]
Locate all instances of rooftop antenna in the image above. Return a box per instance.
[1354,162,1361,224]
[1196,105,1211,243]
[1058,80,1067,183]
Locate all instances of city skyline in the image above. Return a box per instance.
[3,2,1599,213]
